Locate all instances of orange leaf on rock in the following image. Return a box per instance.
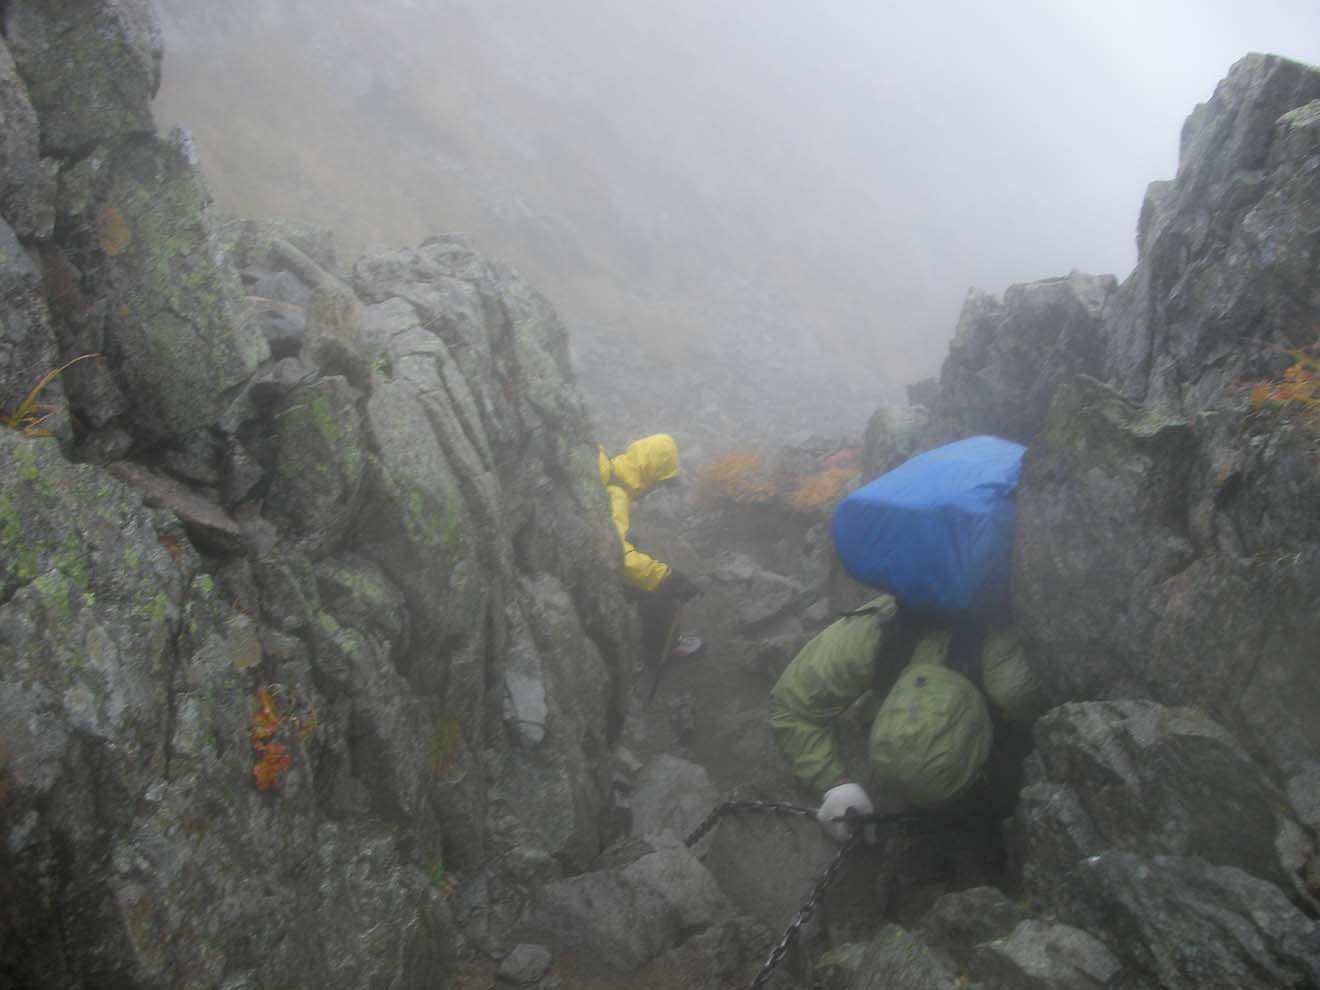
[253,742,292,791]
[96,205,132,256]
[250,690,282,745]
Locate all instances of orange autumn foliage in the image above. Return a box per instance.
[789,466,857,513]
[694,450,777,506]
[1251,340,1320,429]
[251,690,292,792]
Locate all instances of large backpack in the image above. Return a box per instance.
[832,436,1025,613]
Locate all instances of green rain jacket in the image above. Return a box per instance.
[767,594,907,794]
[770,599,1040,807]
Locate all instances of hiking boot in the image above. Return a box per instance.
[671,634,705,658]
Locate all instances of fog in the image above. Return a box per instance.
[152,0,1320,442]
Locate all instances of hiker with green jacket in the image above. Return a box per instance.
[769,595,1041,840]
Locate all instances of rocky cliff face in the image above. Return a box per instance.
[4,8,1320,989]
[0,3,631,986]
[843,51,1320,990]
[871,53,1320,786]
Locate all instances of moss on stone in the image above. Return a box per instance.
[131,590,171,625]
[405,482,462,549]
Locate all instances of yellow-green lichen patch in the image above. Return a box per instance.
[405,482,463,549]
[430,712,464,778]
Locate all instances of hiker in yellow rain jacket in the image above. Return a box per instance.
[769,596,1042,841]
[598,434,703,682]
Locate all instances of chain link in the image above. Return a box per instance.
[683,799,816,848]
[681,797,951,988]
[748,827,861,989]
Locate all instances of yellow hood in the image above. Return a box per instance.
[603,434,681,497]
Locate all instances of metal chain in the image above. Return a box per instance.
[682,798,943,989]
[749,828,861,990]
[682,799,816,847]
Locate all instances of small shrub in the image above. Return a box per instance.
[694,450,777,506]
[1251,339,1320,429]
[789,466,857,513]
[1,354,101,437]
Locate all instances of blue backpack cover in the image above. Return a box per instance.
[831,435,1026,613]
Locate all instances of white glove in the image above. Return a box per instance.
[816,782,874,842]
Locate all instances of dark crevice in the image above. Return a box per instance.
[161,569,197,783]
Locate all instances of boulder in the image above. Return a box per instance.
[0,217,64,435]
[860,402,935,480]
[0,39,54,239]
[917,886,1031,957]
[497,944,552,985]
[937,273,1115,444]
[1052,852,1320,990]
[262,374,366,558]
[621,844,730,930]
[1105,54,1320,410]
[522,869,678,971]
[710,551,809,631]
[1014,379,1320,774]
[848,925,958,990]
[1013,702,1317,907]
[703,800,836,932]
[0,431,453,988]
[51,132,268,440]
[969,919,1121,990]
[629,754,720,842]
[4,0,163,153]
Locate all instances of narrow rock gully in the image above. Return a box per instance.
[535,484,1020,990]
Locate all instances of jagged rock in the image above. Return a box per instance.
[51,132,268,439]
[497,944,552,985]
[220,216,338,275]
[0,217,64,435]
[251,551,320,632]
[642,920,750,990]
[242,268,314,307]
[106,459,245,555]
[522,868,678,971]
[1014,378,1320,773]
[492,575,614,871]
[711,551,809,631]
[4,0,163,153]
[629,754,720,842]
[1009,780,1108,895]
[0,432,453,988]
[1012,701,1317,907]
[1106,54,1320,410]
[296,263,370,388]
[848,925,958,990]
[314,552,409,651]
[1051,852,1320,990]
[937,273,1115,444]
[917,886,1031,957]
[622,843,730,929]
[263,374,366,557]
[860,403,945,480]
[969,919,1121,990]
[159,427,225,486]
[0,39,54,239]
[816,944,870,990]
[247,295,307,358]
[703,799,836,932]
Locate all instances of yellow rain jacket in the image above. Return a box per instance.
[598,434,681,592]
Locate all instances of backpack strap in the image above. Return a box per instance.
[946,618,988,690]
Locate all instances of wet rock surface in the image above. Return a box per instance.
[4,15,1320,990]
